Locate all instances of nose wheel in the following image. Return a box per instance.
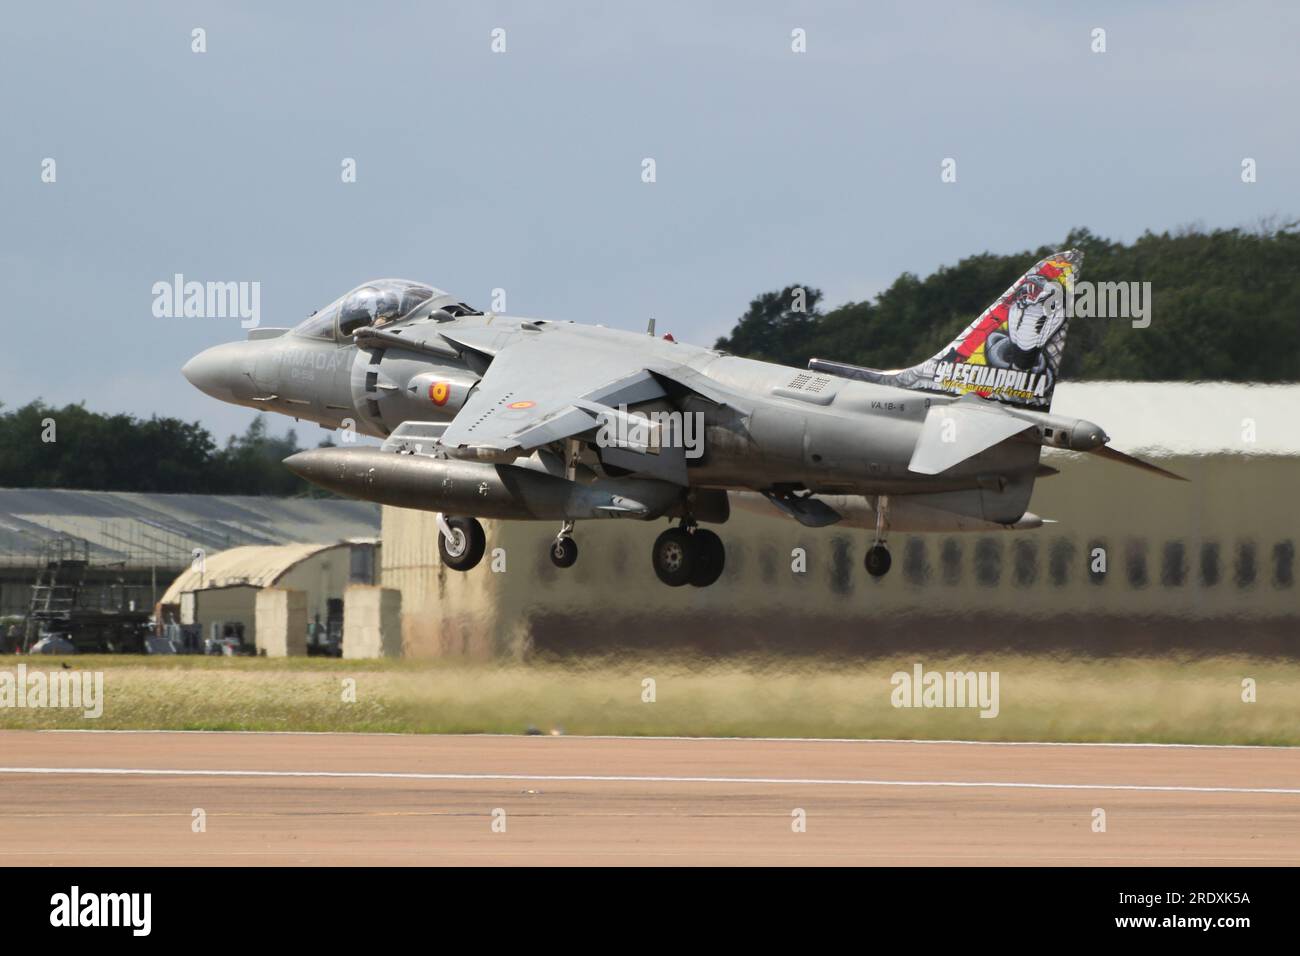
[652,524,726,588]
[437,515,486,571]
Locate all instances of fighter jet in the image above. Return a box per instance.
[182,250,1180,587]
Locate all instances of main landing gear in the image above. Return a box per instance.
[652,521,726,588]
[864,494,892,578]
[437,514,486,571]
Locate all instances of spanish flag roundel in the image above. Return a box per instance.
[429,382,450,406]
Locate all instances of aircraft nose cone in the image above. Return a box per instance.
[182,343,250,402]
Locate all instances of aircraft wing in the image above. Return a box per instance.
[436,327,675,462]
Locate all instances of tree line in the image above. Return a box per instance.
[0,403,327,496]
[715,222,1300,382]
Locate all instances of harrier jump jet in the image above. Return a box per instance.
[182,250,1179,587]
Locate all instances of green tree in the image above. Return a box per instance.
[211,415,307,496]
[0,402,326,495]
[714,285,824,362]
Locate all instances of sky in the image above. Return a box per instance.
[2,1,1296,443]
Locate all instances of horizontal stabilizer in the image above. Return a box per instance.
[908,401,1034,475]
[1090,443,1188,481]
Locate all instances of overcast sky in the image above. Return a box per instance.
[2,1,1295,443]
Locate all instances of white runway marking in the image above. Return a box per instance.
[32,729,1298,751]
[1,766,1297,795]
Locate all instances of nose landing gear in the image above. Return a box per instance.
[437,514,487,571]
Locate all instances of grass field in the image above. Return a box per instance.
[0,653,1295,744]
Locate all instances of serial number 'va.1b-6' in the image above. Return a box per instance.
[182,250,1182,588]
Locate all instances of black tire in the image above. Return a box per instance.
[864,544,891,577]
[550,536,578,568]
[439,516,486,571]
[689,529,725,587]
[652,527,696,587]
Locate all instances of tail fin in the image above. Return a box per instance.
[810,249,1082,410]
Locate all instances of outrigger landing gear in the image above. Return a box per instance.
[550,520,578,568]
[437,514,486,571]
[864,494,892,578]
[652,519,727,588]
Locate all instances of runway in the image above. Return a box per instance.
[1,731,1297,865]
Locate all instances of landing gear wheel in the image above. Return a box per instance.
[864,544,892,577]
[550,536,578,568]
[689,529,726,588]
[438,516,486,571]
[652,527,696,587]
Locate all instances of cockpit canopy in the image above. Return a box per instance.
[292,279,480,341]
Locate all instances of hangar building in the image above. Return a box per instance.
[0,489,379,651]
[157,540,378,654]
